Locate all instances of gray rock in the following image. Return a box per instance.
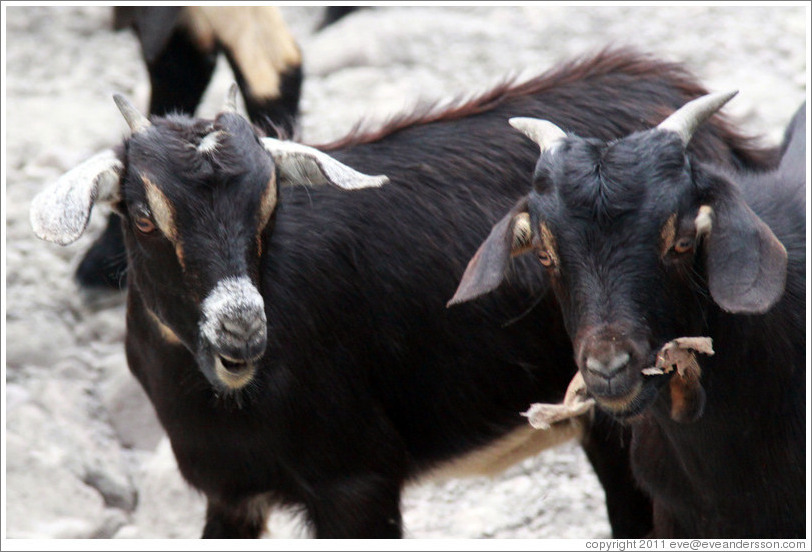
[101,368,164,452]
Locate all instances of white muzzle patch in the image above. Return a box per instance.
[200,276,267,354]
[199,276,267,390]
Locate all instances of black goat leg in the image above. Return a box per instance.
[306,476,403,538]
[580,411,653,538]
[74,213,128,291]
[201,495,271,539]
[146,26,218,118]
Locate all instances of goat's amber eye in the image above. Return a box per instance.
[135,216,156,234]
[673,237,694,254]
[538,251,554,267]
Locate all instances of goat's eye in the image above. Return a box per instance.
[538,250,554,267]
[135,216,156,234]
[673,237,694,254]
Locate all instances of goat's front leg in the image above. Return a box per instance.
[580,409,653,538]
[305,475,403,538]
[201,494,272,539]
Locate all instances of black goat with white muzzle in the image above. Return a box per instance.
[77,6,305,292]
[34,89,383,398]
[450,93,806,537]
[31,49,776,538]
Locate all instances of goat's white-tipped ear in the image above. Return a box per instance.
[260,138,389,190]
[509,117,567,153]
[30,149,123,245]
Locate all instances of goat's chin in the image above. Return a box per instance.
[213,355,257,390]
[596,374,669,422]
[196,347,258,396]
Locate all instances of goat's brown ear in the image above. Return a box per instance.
[703,195,787,314]
[448,198,532,307]
[261,138,389,190]
[30,150,123,245]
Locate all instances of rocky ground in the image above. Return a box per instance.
[3,4,806,543]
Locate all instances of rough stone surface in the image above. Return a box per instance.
[3,4,806,542]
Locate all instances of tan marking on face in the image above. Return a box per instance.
[143,176,177,242]
[255,173,277,258]
[660,213,677,258]
[143,176,186,269]
[174,244,186,271]
[538,222,560,266]
[695,205,713,238]
[145,307,183,345]
[257,173,278,233]
[183,7,301,98]
[420,420,586,482]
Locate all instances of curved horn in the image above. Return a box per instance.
[509,118,567,153]
[657,90,738,146]
[113,94,151,134]
[261,138,389,190]
[223,82,239,113]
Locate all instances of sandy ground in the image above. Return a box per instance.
[3,4,807,543]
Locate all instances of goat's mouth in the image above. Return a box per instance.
[605,374,671,421]
[213,354,258,390]
[591,368,672,422]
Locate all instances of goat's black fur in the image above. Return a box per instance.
[75,7,304,291]
[67,49,780,538]
[454,91,805,537]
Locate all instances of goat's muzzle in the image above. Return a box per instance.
[575,326,653,417]
[199,276,267,390]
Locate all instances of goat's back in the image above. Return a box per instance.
[258,48,775,472]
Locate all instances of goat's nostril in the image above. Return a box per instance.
[220,316,266,340]
[585,351,631,378]
[607,352,630,373]
[585,356,603,373]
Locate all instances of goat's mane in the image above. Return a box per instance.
[314,47,702,151]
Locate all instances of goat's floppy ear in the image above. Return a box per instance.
[701,189,787,314]
[261,138,389,190]
[30,150,123,245]
[448,198,533,306]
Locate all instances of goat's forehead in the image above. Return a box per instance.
[530,180,690,243]
[127,113,264,159]
[124,124,272,196]
[536,135,690,223]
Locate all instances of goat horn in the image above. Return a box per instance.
[223,82,239,113]
[113,94,151,134]
[657,90,738,146]
[509,118,567,153]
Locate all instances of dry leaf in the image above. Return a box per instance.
[640,337,713,422]
[642,337,714,376]
[522,371,595,430]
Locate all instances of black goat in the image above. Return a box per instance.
[76,6,303,291]
[31,49,774,538]
[450,93,806,537]
[113,6,302,135]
